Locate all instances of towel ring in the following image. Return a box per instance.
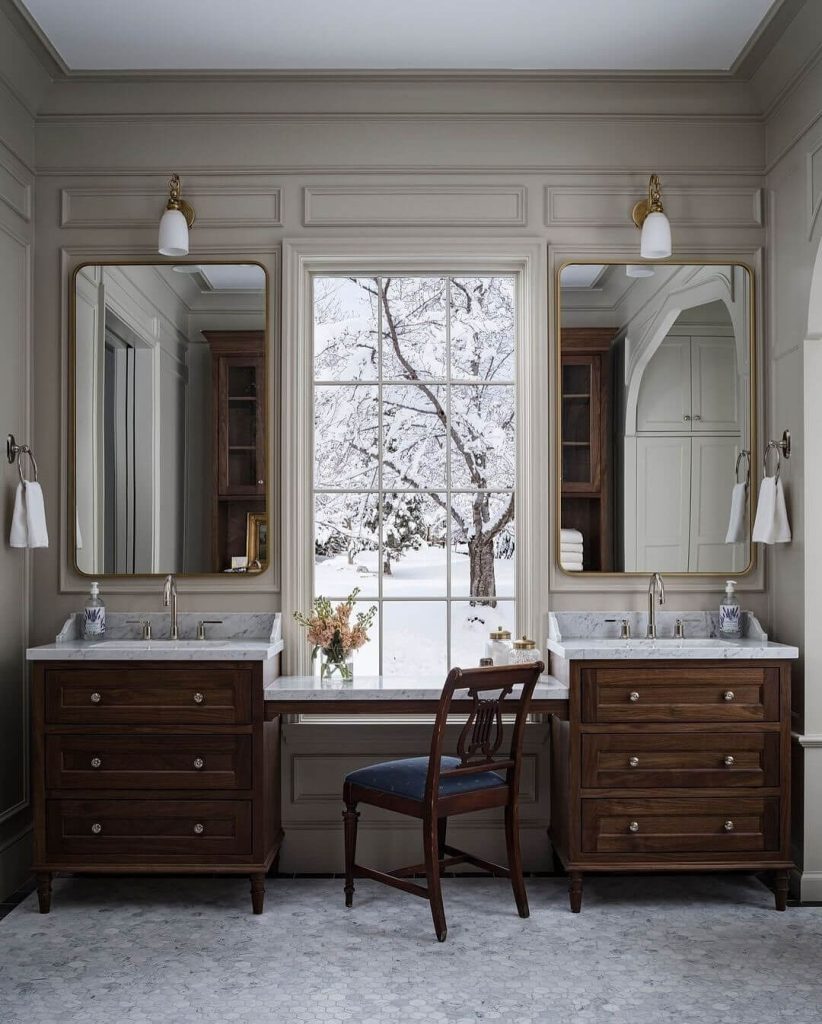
[6,433,38,484]
[735,449,750,486]
[763,429,792,482]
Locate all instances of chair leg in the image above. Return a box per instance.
[424,814,447,942]
[343,799,360,908]
[505,803,529,918]
[569,871,583,913]
[437,816,447,867]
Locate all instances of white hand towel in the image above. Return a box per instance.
[561,541,584,555]
[9,483,27,547]
[725,482,747,544]
[560,528,583,544]
[24,481,49,548]
[560,557,584,571]
[752,476,791,544]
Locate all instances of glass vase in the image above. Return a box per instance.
[319,649,354,685]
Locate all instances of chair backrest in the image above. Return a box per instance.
[423,662,544,808]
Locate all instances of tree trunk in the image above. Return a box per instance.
[469,534,497,606]
[383,555,392,576]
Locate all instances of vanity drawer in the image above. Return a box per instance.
[581,732,780,789]
[44,667,253,725]
[46,799,253,859]
[45,734,253,791]
[581,796,780,855]
[581,666,780,724]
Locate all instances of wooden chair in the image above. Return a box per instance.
[342,661,544,942]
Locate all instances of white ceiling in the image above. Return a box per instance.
[18,0,777,72]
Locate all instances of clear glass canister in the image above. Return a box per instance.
[484,627,513,665]
[510,636,541,665]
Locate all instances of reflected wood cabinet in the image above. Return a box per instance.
[31,661,283,914]
[549,660,793,912]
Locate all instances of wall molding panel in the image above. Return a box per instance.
[0,139,31,221]
[303,184,527,227]
[807,138,822,237]
[60,183,282,229]
[545,185,763,228]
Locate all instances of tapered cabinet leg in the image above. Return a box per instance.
[774,870,789,912]
[569,871,583,914]
[36,872,52,914]
[250,873,265,915]
[505,804,529,918]
[424,815,447,942]
[343,800,360,908]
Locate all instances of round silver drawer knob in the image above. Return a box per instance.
[90,692,102,704]
[628,756,640,768]
[193,692,205,705]
[723,690,735,702]
[724,755,735,767]
[724,820,735,832]
[91,823,102,834]
[629,691,640,703]
[193,757,205,770]
[90,757,102,769]
[628,821,640,833]
[193,823,205,835]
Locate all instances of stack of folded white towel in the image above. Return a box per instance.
[560,528,584,571]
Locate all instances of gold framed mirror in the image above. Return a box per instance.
[70,260,269,577]
[556,260,756,576]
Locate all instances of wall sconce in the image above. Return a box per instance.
[626,265,655,278]
[631,174,672,260]
[158,174,195,257]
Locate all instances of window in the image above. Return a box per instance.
[312,275,516,677]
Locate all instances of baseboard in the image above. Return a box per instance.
[799,870,822,902]
[0,827,32,900]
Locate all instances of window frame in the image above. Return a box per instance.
[282,240,548,677]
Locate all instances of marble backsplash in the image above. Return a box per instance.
[547,610,766,643]
[57,611,282,643]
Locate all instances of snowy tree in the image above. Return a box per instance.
[313,275,515,605]
[365,492,427,576]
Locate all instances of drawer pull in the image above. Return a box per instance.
[628,756,640,768]
[193,757,205,770]
[724,820,735,832]
[193,692,205,705]
[723,755,735,767]
[723,690,735,702]
[628,821,640,833]
[91,823,102,835]
[628,691,640,703]
[193,823,205,835]
[90,692,102,704]
[90,757,102,769]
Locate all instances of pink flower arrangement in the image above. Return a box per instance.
[294,588,376,679]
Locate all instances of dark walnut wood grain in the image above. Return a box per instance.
[32,660,282,914]
[549,659,793,913]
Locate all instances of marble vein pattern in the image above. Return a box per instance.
[29,613,284,662]
[0,875,820,1024]
[263,674,569,702]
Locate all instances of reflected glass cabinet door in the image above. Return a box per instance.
[218,354,265,496]
[561,355,600,493]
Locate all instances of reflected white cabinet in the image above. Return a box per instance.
[636,334,739,434]
[633,435,745,571]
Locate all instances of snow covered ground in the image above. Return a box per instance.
[312,545,516,677]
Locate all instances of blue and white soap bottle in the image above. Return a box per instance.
[82,581,106,640]
[719,580,741,639]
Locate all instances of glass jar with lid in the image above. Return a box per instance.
[510,636,541,665]
[484,626,513,665]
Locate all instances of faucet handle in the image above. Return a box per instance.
[674,619,685,639]
[620,619,631,640]
[196,620,223,641]
[128,619,152,641]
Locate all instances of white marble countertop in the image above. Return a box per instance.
[26,638,284,662]
[547,637,799,660]
[263,674,569,702]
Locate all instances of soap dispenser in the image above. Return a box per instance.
[719,580,741,639]
[82,581,106,640]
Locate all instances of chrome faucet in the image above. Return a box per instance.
[646,572,666,639]
[163,574,179,641]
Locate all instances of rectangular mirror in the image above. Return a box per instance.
[72,262,268,576]
[557,262,754,575]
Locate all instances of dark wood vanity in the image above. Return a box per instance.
[31,660,283,915]
[549,659,793,912]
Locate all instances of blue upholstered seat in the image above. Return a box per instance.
[345,756,506,802]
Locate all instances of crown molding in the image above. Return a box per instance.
[731,0,805,80]
[3,0,65,78]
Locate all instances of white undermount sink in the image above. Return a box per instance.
[91,639,230,650]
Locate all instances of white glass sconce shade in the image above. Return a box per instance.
[158,208,190,257]
[640,211,672,260]
[626,264,655,278]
